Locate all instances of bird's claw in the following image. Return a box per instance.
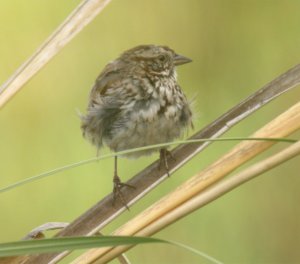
[112,175,135,210]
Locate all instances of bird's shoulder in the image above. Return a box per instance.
[90,60,134,97]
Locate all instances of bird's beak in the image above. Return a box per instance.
[174,54,192,66]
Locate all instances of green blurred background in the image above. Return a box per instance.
[1,1,300,263]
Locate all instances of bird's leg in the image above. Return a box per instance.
[112,156,135,209]
[159,148,176,177]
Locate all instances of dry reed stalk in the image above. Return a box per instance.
[73,101,300,264]
[0,0,112,109]
[94,139,300,264]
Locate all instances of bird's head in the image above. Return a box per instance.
[120,45,192,77]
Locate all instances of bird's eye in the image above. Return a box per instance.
[158,55,167,62]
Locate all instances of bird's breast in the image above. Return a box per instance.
[104,84,189,156]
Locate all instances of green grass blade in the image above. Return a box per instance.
[0,236,223,264]
[169,240,223,264]
[0,236,164,257]
[0,137,296,193]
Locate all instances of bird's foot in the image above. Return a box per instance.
[112,175,135,210]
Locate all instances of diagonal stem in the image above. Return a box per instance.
[86,108,300,264]
[0,0,112,109]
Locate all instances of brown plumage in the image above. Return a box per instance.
[81,45,193,204]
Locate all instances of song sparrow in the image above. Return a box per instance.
[81,45,193,204]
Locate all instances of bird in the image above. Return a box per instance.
[81,44,193,205]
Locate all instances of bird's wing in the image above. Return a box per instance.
[89,60,126,103]
[81,61,128,148]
